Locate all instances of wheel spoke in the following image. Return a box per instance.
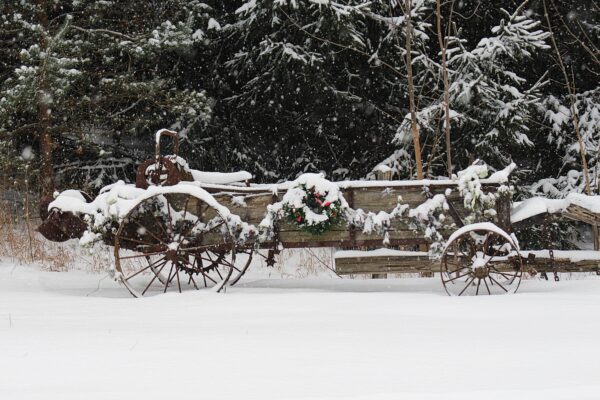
[178,215,204,242]
[476,278,481,295]
[482,253,495,269]
[216,256,241,272]
[146,256,167,269]
[205,252,225,280]
[489,266,519,281]
[181,196,190,221]
[124,258,165,281]
[152,210,170,239]
[175,197,194,243]
[445,265,471,276]
[454,249,470,259]
[165,196,175,233]
[181,244,227,253]
[133,220,167,245]
[483,278,491,295]
[142,262,167,296]
[201,270,208,287]
[119,250,166,260]
[444,272,471,283]
[458,276,476,296]
[118,235,157,248]
[214,265,224,280]
[199,268,218,285]
[482,232,494,253]
[488,275,509,292]
[189,274,199,290]
[164,264,175,293]
[175,264,182,293]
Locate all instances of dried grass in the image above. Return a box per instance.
[275,247,337,278]
[0,186,108,272]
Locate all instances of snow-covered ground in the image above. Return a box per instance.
[1,261,600,400]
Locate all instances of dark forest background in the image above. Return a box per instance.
[1,0,598,199]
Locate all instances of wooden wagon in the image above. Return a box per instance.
[38,130,600,297]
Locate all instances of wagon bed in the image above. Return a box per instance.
[204,177,509,250]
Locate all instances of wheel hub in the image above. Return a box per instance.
[165,249,179,262]
[473,266,489,279]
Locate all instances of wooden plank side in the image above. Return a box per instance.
[345,186,471,225]
[564,204,600,225]
[213,193,274,225]
[278,221,350,244]
[335,255,439,274]
[205,182,498,223]
[347,187,423,211]
[196,183,501,248]
[525,256,600,273]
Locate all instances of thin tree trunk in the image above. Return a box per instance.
[543,0,590,193]
[404,0,424,180]
[36,0,54,197]
[436,0,453,178]
[543,0,598,249]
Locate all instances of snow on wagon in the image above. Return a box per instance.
[38,130,600,297]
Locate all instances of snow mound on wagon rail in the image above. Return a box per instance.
[48,181,255,246]
[511,193,600,223]
[50,181,233,221]
[166,154,253,185]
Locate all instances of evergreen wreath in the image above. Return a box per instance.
[283,184,342,235]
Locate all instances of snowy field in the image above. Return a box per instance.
[1,261,600,400]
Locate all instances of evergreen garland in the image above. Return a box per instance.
[283,185,342,235]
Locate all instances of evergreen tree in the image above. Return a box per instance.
[376,4,550,178]
[0,1,216,193]
[530,0,600,197]
[218,0,442,181]
[445,7,550,170]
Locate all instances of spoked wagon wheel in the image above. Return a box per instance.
[114,192,244,297]
[441,223,523,296]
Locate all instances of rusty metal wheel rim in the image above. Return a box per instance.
[228,245,254,286]
[441,228,523,296]
[114,192,235,297]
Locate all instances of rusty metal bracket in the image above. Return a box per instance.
[525,253,538,276]
[422,185,433,199]
[445,198,465,229]
[155,129,179,158]
[549,249,560,281]
[346,188,357,248]
[424,185,465,228]
[135,157,181,189]
[266,248,279,267]
[136,129,182,189]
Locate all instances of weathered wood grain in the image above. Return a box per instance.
[189,181,506,249]
[335,254,440,275]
